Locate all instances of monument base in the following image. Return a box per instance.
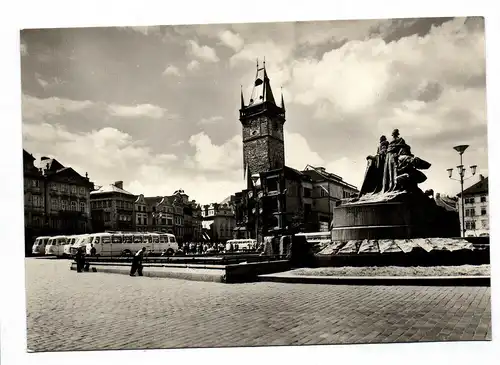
[331,192,460,240]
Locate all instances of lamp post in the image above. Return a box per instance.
[447,145,477,237]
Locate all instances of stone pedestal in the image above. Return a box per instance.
[331,193,460,240]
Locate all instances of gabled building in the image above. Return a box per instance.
[134,190,202,243]
[90,181,135,232]
[457,175,489,237]
[23,150,46,254]
[39,156,94,235]
[201,202,235,243]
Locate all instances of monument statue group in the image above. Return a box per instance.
[331,129,460,240]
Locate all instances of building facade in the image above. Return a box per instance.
[201,202,236,243]
[23,150,46,254]
[23,149,94,254]
[90,181,135,232]
[457,175,489,237]
[134,190,203,243]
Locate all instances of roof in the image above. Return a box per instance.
[90,183,134,196]
[23,149,35,162]
[435,194,458,212]
[302,165,359,191]
[458,176,489,197]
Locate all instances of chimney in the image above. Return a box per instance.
[114,181,123,189]
[479,174,485,181]
[40,156,50,161]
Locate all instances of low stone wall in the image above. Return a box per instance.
[70,260,292,283]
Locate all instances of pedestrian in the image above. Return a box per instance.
[90,243,96,256]
[74,247,83,273]
[130,247,146,277]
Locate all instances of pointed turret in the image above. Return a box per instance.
[280,87,285,111]
[240,85,245,109]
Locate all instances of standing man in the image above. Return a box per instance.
[130,247,146,277]
[74,247,83,273]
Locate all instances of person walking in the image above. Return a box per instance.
[130,247,146,277]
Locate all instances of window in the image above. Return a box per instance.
[159,235,166,243]
[71,201,77,211]
[133,235,143,243]
[465,208,475,217]
[267,179,278,192]
[169,236,176,243]
[102,236,111,244]
[51,183,57,191]
[80,187,85,194]
[61,200,67,211]
[32,195,40,207]
[71,185,77,194]
[480,196,487,203]
[465,197,475,204]
[31,179,39,188]
[112,235,123,243]
[80,202,85,212]
[167,218,173,226]
[481,208,487,216]
[153,236,159,243]
[51,199,58,210]
[465,221,476,230]
[104,212,111,221]
[481,220,488,229]
[303,188,311,198]
[94,237,100,244]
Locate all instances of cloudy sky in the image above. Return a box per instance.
[20,17,488,205]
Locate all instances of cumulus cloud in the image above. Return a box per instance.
[22,94,94,120]
[186,60,200,71]
[162,65,181,76]
[218,30,244,52]
[106,103,167,119]
[186,40,219,62]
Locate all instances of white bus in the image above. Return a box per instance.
[226,239,257,252]
[44,236,68,257]
[295,231,332,244]
[85,232,178,257]
[63,234,90,257]
[32,236,50,255]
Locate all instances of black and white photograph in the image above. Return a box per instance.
[1,1,498,364]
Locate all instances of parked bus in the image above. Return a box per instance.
[44,236,68,257]
[226,239,257,252]
[31,236,50,256]
[85,232,178,257]
[63,234,90,257]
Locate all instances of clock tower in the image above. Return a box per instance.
[239,60,286,188]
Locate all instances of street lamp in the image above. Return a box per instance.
[447,145,477,237]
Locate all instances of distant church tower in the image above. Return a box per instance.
[239,59,286,188]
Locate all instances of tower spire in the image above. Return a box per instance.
[281,86,285,111]
[240,85,245,109]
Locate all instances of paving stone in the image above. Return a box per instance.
[25,259,492,352]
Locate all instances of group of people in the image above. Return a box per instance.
[177,241,259,255]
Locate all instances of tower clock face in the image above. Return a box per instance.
[249,124,260,137]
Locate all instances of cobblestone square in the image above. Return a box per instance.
[25,259,492,352]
